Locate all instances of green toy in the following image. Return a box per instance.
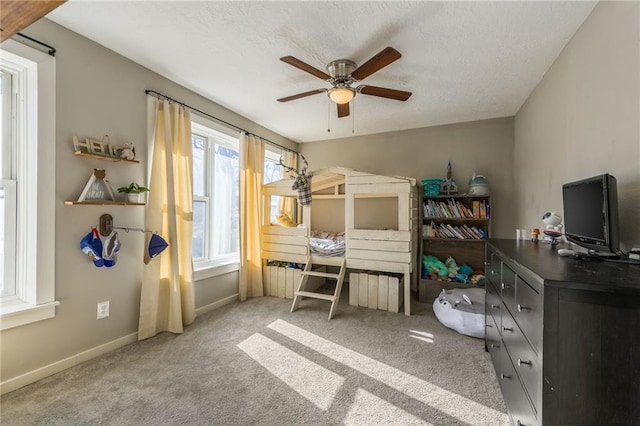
[423,255,448,277]
[445,256,460,276]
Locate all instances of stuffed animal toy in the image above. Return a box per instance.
[455,264,474,284]
[275,213,296,227]
[433,288,486,338]
[119,142,136,161]
[423,255,448,277]
[445,256,460,276]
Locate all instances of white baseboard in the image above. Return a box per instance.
[195,293,238,316]
[0,332,138,395]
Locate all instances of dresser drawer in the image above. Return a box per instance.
[485,312,501,354]
[515,276,542,353]
[500,303,516,338]
[492,333,538,426]
[502,263,516,315]
[486,250,501,288]
[486,280,502,331]
[509,331,541,416]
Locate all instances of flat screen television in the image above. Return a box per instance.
[562,173,620,256]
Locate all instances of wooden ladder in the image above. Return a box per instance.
[290,256,346,320]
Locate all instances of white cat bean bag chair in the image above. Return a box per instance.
[433,288,486,338]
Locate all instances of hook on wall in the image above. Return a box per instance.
[99,213,114,236]
[98,213,169,262]
[99,213,154,235]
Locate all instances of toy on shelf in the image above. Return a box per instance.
[423,255,448,278]
[440,161,458,196]
[542,211,563,245]
[119,142,136,161]
[531,228,540,242]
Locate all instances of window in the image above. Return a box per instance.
[191,116,288,279]
[191,118,240,275]
[264,147,283,224]
[0,40,57,330]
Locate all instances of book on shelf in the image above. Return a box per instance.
[456,201,471,218]
[428,223,486,240]
[445,223,463,239]
[423,222,437,238]
[424,198,490,220]
[472,225,488,238]
[472,201,480,218]
[463,224,481,239]
[448,199,461,218]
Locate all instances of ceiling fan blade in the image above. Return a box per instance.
[358,85,412,101]
[351,47,402,80]
[277,89,326,102]
[337,102,350,118]
[280,56,331,80]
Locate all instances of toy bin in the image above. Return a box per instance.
[422,178,442,196]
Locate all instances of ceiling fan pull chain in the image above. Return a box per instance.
[352,100,355,134]
[327,97,331,132]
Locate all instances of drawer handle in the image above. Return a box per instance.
[501,282,510,290]
[517,304,530,312]
[491,304,500,310]
[490,343,500,349]
[486,324,493,328]
[517,358,532,367]
[516,421,526,426]
[502,326,513,332]
[500,373,512,380]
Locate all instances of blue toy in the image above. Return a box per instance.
[454,264,474,283]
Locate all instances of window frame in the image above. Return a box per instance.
[0,40,58,330]
[0,181,17,299]
[191,115,241,280]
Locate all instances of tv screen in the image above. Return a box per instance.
[562,173,620,255]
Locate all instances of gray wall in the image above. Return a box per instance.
[301,117,516,239]
[514,1,640,252]
[0,19,296,385]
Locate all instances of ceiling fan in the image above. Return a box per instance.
[277,47,412,118]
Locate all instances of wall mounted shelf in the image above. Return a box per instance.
[73,151,139,164]
[64,201,145,206]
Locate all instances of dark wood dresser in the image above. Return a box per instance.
[485,239,640,426]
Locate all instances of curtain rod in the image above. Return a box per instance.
[145,89,298,155]
[14,32,56,56]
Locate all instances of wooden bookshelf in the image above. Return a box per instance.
[420,194,490,302]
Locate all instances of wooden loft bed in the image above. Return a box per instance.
[261,167,419,315]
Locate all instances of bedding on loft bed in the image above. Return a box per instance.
[274,213,346,257]
[310,230,346,257]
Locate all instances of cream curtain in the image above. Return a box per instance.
[139,100,195,340]
[278,150,298,220]
[239,133,265,301]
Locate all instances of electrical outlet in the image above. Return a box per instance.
[97,301,110,319]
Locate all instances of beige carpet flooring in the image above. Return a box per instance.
[0,287,507,425]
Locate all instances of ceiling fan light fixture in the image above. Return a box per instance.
[328,86,355,104]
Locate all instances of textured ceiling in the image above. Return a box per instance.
[47,1,597,143]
